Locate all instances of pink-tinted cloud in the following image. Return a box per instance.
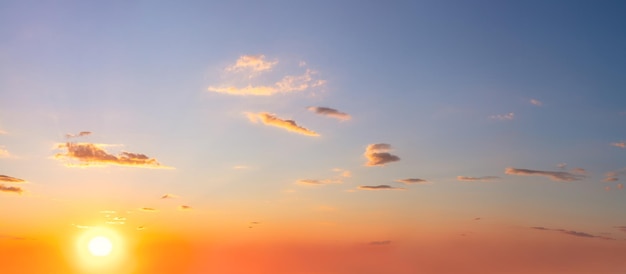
[611,142,626,148]
[307,106,351,121]
[332,168,351,178]
[0,184,23,194]
[456,176,500,182]
[54,142,169,168]
[364,143,400,166]
[296,179,341,185]
[65,131,92,139]
[618,183,623,190]
[557,163,567,169]
[357,185,405,191]
[208,68,325,96]
[571,168,587,175]
[616,226,626,233]
[489,112,514,121]
[246,112,319,136]
[396,178,429,184]
[226,54,277,72]
[0,175,25,183]
[505,167,584,182]
[530,99,543,106]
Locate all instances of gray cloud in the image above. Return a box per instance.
[296,179,341,185]
[307,106,351,121]
[364,143,400,166]
[456,176,500,182]
[358,185,405,191]
[396,178,428,184]
[505,167,584,182]
[246,112,319,136]
[531,226,613,240]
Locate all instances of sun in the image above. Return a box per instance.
[88,236,113,256]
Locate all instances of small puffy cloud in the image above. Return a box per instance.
[531,226,612,240]
[65,131,92,139]
[161,194,178,199]
[296,179,341,185]
[364,143,400,166]
[226,54,277,72]
[0,184,23,194]
[54,142,169,168]
[611,142,626,148]
[179,205,192,211]
[369,240,391,245]
[246,112,319,136]
[505,167,584,182]
[0,175,25,183]
[139,207,157,212]
[358,185,405,191]
[307,106,351,121]
[489,112,514,121]
[530,99,543,106]
[396,178,429,184]
[456,176,500,182]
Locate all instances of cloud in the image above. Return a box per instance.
[54,142,169,168]
[357,185,405,191]
[208,68,325,96]
[160,194,178,199]
[504,167,584,182]
[530,99,543,106]
[396,178,429,184]
[615,226,626,233]
[246,112,319,136]
[603,168,626,182]
[136,226,145,231]
[139,207,157,212]
[571,168,587,175]
[364,143,400,166]
[557,163,567,169]
[369,240,391,245]
[0,175,25,183]
[65,131,92,139]
[456,176,500,182]
[531,226,612,240]
[489,112,514,121]
[179,205,192,211]
[611,142,626,148]
[0,146,11,158]
[226,55,277,72]
[0,184,23,194]
[332,168,352,178]
[603,177,618,182]
[307,106,351,121]
[296,179,341,185]
[474,217,482,221]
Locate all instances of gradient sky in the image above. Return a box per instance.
[1,1,626,273]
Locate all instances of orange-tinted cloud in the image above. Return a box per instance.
[139,207,157,212]
[208,67,325,96]
[457,176,500,182]
[296,179,341,185]
[364,143,400,166]
[611,142,626,148]
[226,54,277,72]
[505,167,584,182]
[396,178,429,184]
[307,106,351,121]
[0,175,25,183]
[179,205,192,211]
[54,142,169,168]
[531,226,613,240]
[246,112,319,136]
[0,184,23,194]
[161,194,178,199]
[65,131,92,139]
[332,168,352,178]
[358,185,405,190]
[489,112,514,120]
[530,99,543,106]
[571,168,587,175]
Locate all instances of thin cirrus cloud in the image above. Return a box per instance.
[65,131,92,139]
[369,240,392,245]
[489,112,515,121]
[139,207,157,212]
[296,179,341,185]
[616,226,626,233]
[357,185,405,191]
[246,112,319,136]
[611,142,625,148]
[396,178,429,184]
[332,168,352,178]
[530,226,613,240]
[307,106,351,121]
[54,142,170,168]
[0,175,25,183]
[505,167,584,182]
[364,143,400,166]
[456,176,500,182]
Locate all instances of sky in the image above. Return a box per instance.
[1,1,626,273]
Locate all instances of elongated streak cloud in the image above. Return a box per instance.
[0,184,23,194]
[0,175,25,183]
[505,167,583,182]
[296,179,340,185]
[65,131,92,138]
[364,143,400,166]
[457,176,500,182]
[246,112,319,136]
[208,69,324,96]
[54,142,168,168]
[489,112,514,120]
[358,185,405,190]
[396,178,428,184]
[307,106,351,121]
[611,142,626,148]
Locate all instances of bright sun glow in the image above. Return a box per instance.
[88,236,113,256]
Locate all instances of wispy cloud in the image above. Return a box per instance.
[505,167,584,182]
[179,205,192,211]
[332,168,351,178]
[296,179,341,185]
[226,54,278,73]
[571,168,587,175]
[0,129,6,135]
[618,183,624,190]
[603,168,626,182]
[616,226,626,233]
[232,165,250,170]
[307,106,351,121]
[0,184,23,194]
[139,207,157,212]
[557,163,567,169]
[358,185,405,191]
[530,99,543,106]
[246,112,319,136]
[489,112,514,121]
[456,176,500,182]
[65,131,92,139]
[54,142,170,168]
[364,143,400,166]
[531,226,613,240]
[0,175,25,183]
[396,178,429,184]
[369,240,391,245]
[611,142,626,148]
[161,194,178,199]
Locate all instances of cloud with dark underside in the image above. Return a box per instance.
[369,240,391,245]
[0,175,25,183]
[358,185,405,191]
[531,226,613,240]
[246,112,319,136]
[364,143,400,166]
[396,178,429,184]
[307,106,351,121]
[505,167,584,182]
[65,131,92,139]
[456,176,500,182]
[54,142,170,168]
[0,184,23,194]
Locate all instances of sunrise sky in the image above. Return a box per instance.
[1,1,626,273]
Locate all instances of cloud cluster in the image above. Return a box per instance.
[531,226,612,240]
[246,112,319,136]
[456,176,500,182]
[54,142,168,168]
[396,178,428,184]
[0,174,25,195]
[489,112,514,121]
[357,185,405,191]
[307,106,351,121]
[505,167,584,182]
[364,143,400,166]
[65,131,92,139]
